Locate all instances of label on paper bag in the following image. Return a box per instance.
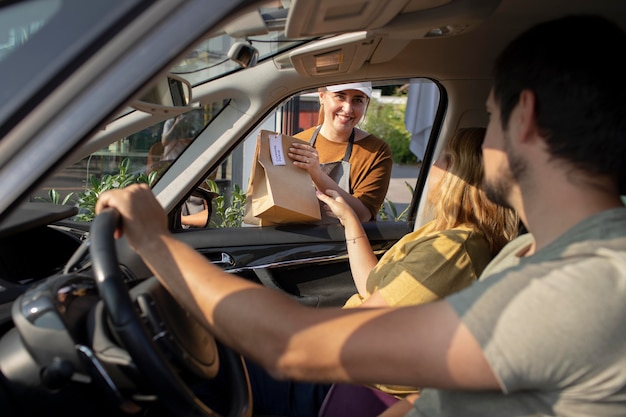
[269,134,287,166]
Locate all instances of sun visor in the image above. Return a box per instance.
[285,0,502,40]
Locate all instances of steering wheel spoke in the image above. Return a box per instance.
[90,208,252,417]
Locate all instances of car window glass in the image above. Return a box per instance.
[167,1,310,88]
[0,0,59,64]
[34,78,440,228]
[210,78,440,228]
[35,99,228,221]
[0,0,140,132]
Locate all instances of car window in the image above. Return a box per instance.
[34,99,228,221]
[256,78,440,224]
[0,0,141,131]
[34,78,440,227]
[0,0,59,64]
[162,2,309,88]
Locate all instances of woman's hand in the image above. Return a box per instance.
[316,189,357,226]
[288,142,320,174]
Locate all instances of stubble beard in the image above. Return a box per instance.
[482,167,514,209]
[482,131,526,210]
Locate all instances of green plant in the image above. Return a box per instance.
[204,179,247,228]
[58,154,413,226]
[72,158,156,222]
[378,181,414,222]
[36,188,76,205]
[362,97,418,165]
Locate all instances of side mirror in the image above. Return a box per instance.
[131,74,192,114]
[175,187,220,229]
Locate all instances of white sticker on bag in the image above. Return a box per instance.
[269,134,287,165]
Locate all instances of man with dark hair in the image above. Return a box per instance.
[97,14,626,416]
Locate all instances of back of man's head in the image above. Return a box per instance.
[492,15,626,194]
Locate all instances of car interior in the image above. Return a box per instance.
[0,0,624,416]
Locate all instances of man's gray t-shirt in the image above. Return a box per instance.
[408,207,626,417]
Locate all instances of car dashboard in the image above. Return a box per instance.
[0,203,86,323]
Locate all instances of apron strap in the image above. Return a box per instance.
[309,126,355,162]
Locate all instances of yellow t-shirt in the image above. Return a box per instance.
[344,223,492,308]
[343,222,494,396]
[295,127,393,220]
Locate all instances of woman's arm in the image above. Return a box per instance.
[317,190,379,296]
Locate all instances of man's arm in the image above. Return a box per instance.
[181,208,209,227]
[96,184,500,390]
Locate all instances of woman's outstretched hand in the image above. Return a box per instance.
[316,189,358,226]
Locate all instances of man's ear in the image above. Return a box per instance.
[518,89,539,143]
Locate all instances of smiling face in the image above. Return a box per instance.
[319,89,369,140]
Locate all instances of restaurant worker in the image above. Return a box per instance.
[289,82,393,222]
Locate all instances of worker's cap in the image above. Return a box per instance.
[325,82,372,98]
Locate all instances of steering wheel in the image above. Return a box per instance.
[90,208,251,417]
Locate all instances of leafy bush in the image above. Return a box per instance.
[73,158,156,221]
[204,179,246,228]
[377,181,414,222]
[39,158,156,222]
[44,158,414,226]
[38,188,75,206]
[362,98,417,165]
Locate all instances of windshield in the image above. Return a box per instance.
[36,100,227,221]
[0,0,141,132]
[0,0,59,63]
[32,0,312,222]
[169,2,312,87]
[21,1,440,229]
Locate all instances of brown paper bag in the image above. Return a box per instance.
[244,130,321,225]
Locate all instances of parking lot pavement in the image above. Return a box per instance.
[388,163,421,204]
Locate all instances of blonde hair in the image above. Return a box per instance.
[424,127,519,256]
